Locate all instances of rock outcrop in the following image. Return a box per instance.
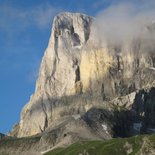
[17,12,94,137]
[13,12,155,140]
[0,133,5,140]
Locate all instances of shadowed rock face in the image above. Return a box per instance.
[132,87,155,134]
[11,12,155,139]
[0,133,5,140]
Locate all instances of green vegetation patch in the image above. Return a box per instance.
[45,135,146,155]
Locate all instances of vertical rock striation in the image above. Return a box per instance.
[18,13,93,137]
[16,12,155,137]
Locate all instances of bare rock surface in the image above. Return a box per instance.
[16,12,155,138]
[18,12,93,137]
[5,11,155,154]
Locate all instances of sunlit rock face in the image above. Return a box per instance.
[17,13,93,137]
[16,12,155,137]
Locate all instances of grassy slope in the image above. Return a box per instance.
[0,135,41,155]
[45,134,155,155]
[0,135,40,147]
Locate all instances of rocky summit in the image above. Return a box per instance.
[4,12,155,154]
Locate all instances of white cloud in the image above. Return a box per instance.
[24,4,61,29]
[93,0,155,46]
[0,3,61,33]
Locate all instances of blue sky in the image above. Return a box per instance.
[0,0,114,134]
[0,0,148,134]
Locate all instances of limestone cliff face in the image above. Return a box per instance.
[18,13,93,137]
[17,12,155,137]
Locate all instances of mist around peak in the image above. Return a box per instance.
[93,1,155,50]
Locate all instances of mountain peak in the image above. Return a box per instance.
[10,12,155,149]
